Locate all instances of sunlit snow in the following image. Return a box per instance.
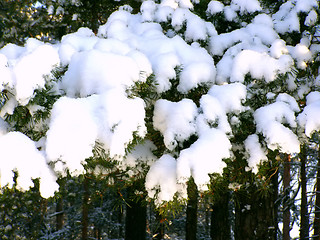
[0,0,319,203]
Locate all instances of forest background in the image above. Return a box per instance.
[0,0,320,239]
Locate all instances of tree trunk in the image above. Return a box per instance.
[125,183,147,240]
[283,154,291,240]
[234,191,255,240]
[314,144,320,239]
[56,196,64,231]
[210,192,230,240]
[186,177,198,240]
[235,186,278,240]
[234,156,278,240]
[300,144,309,239]
[82,176,89,240]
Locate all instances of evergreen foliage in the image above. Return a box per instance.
[0,0,320,239]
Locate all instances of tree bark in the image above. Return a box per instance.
[314,144,320,239]
[125,183,147,240]
[300,144,309,239]
[82,176,89,240]
[234,156,278,240]
[186,177,198,240]
[56,196,64,231]
[235,186,278,240]
[210,192,230,240]
[283,154,291,240]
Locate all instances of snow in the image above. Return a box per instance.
[0,0,319,204]
[0,40,60,106]
[254,95,300,154]
[58,28,99,65]
[231,50,293,83]
[13,44,60,105]
[121,140,157,173]
[270,39,288,59]
[224,6,237,22]
[145,154,179,205]
[198,94,231,133]
[45,96,99,175]
[206,1,224,15]
[288,43,313,70]
[297,91,320,137]
[176,128,231,191]
[153,98,197,151]
[98,6,216,93]
[46,91,146,175]
[231,0,261,13]
[305,9,318,26]
[273,0,318,34]
[244,134,268,173]
[207,83,246,113]
[61,49,142,96]
[0,132,58,198]
[0,54,13,91]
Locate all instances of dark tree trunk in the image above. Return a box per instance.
[90,0,98,34]
[82,176,89,240]
[314,145,320,239]
[283,154,291,240]
[210,192,231,240]
[56,196,64,231]
[235,187,278,239]
[300,144,309,239]
[234,191,255,240]
[125,183,147,240]
[234,156,278,240]
[186,177,198,240]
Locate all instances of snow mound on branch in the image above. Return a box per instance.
[153,98,197,151]
[13,44,60,105]
[145,154,179,205]
[207,1,224,15]
[58,27,98,65]
[0,39,59,106]
[288,43,313,70]
[230,50,293,83]
[298,91,320,137]
[197,83,246,133]
[0,54,13,91]
[45,96,99,175]
[98,7,216,93]
[244,134,268,173]
[209,13,275,56]
[121,140,157,176]
[231,0,262,13]
[176,128,231,191]
[273,0,318,34]
[210,14,291,84]
[254,93,300,153]
[61,49,143,97]
[230,50,293,82]
[207,83,246,113]
[0,132,58,198]
[46,92,146,175]
[197,94,231,133]
[137,34,216,93]
[269,39,288,59]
